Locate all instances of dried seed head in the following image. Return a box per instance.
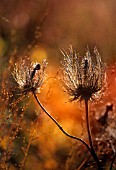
[12,59,47,94]
[60,46,106,101]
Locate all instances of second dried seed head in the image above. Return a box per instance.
[60,46,106,102]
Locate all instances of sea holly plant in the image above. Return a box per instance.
[12,46,109,170]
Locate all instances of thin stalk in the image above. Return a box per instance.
[33,91,100,165]
[110,153,116,170]
[85,100,102,170]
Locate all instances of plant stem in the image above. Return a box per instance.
[110,153,116,170]
[85,100,102,170]
[33,91,100,166]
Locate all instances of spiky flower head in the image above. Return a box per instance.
[12,59,47,94]
[60,46,106,101]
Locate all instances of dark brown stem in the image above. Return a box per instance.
[110,153,116,170]
[33,91,102,167]
[85,100,102,170]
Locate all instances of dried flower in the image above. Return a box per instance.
[12,59,47,94]
[60,46,106,101]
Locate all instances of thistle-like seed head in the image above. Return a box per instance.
[12,59,47,94]
[60,46,106,101]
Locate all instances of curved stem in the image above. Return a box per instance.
[32,91,105,170]
[33,91,101,166]
[85,100,102,170]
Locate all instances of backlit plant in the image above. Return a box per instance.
[9,46,115,170]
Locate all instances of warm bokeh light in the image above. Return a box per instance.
[31,46,47,62]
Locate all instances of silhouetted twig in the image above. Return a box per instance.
[110,153,116,170]
[85,100,102,170]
